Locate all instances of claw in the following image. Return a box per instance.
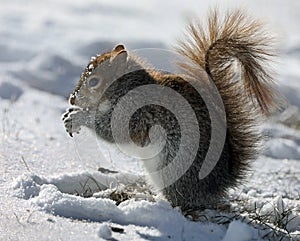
[62,113,68,121]
[68,107,81,112]
[62,110,72,121]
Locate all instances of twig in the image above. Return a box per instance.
[21,156,31,172]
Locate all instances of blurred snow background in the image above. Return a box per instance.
[1,0,300,240]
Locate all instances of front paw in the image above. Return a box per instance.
[62,107,84,137]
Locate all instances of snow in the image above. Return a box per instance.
[1,0,300,240]
[98,223,112,239]
[222,220,253,241]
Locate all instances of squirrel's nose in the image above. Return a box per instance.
[69,95,75,105]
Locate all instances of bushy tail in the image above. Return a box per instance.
[177,9,277,114]
[177,9,277,173]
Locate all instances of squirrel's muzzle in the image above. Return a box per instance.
[69,94,76,105]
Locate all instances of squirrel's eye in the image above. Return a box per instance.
[88,77,101,88]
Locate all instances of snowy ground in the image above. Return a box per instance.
[1,0,300,240]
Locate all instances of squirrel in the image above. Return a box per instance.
[62,9,277,211]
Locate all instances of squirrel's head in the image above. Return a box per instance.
[70,44,131,110]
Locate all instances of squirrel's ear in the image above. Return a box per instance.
[110,50,128,75]
[110,50,127,64]
[113,44,125,52]
[111,44,127,64]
